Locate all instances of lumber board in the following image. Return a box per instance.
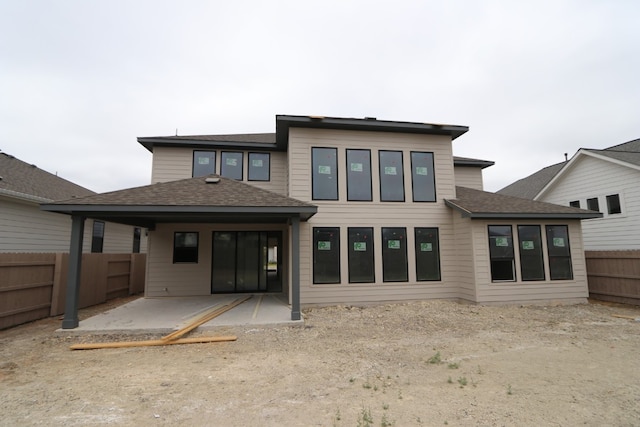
[70,335,237,350]
[611,314,640,321]
[161,295,252,342]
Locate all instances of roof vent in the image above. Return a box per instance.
[205,177,220,184]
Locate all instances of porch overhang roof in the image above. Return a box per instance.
[40,175,317,228]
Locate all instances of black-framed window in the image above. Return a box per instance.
[313,227,341,284]
[488,225,515,281]
[411,151,436,202]
[133,228,141,253]
[221,152,243,180]
[382,227,408,282]
[248,152,270,181]
[312,147,338,200]
[193,151,216,177]
[518,225,545,281]
[569,200,580,208]
[346,149,372,201]
[91,220,105,253]
[173,232,199,263]
[606,194,621,214]
[415,228,441,281]
[587,197,600,212]
[379,150,404,201]
[546,225,573,280]
[348,227,374,283]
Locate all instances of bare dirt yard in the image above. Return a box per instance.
[1,297,639,426]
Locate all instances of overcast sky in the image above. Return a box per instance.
[1,0,638,194]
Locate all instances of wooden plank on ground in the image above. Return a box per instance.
[160,295,252,342]
[70,335,237,351]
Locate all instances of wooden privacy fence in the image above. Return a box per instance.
[585,250,640,306]
[0,253,146,330]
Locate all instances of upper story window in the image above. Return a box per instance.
[379,150,404,202]
[569,200,580,208]
[312,147,338,200]
[606,194,621,214]
[346,149,372,201]
[221,152,243,180]
[193,151,216,177]
[410,151,436,202]
[586,197,600,212]
[248,152,270,181]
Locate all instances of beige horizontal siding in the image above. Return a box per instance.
[150,147,288,195]
[454,166,484,191]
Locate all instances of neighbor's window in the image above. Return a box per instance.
[569,200,580,208]
[348,227,375,283]
[517,225,545,281]
[606,194,621,215]
[346,149,372,201]
[313,227,341,284]
[221,152,243,180]
[91,221,105,253]
[379,150,405,201]
[248,152,270,181]
[587,197,600,212]
[312,147,338,200]
[415,227,441,281]
[193,151,216,177]
[488,225,515,281]
[411,152,436,202]
[133,227,141,253]
[382,227,408,282]
[546,225,573,280]
[173,232,199,263]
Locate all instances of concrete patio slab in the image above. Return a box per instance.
[57,294,303,335]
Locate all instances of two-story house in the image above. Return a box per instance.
[43,115,600,329]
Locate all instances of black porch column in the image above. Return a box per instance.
[291,215,301,321]
[61,215,85,329]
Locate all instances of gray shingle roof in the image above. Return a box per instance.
[0,152,95,202]
[497,162,566,199]
[446,186,601,219]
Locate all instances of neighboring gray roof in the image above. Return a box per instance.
[498,137,640,200]
[446,186,601,219]
[497,162,566,199]
[41,175,317,227]
[0,152,95,202]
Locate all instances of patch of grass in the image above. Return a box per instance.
[457,377,468,387]
[427,351,442,364]
[381,413,393,427]
[507,384,513,395]
[362,380,372,389]
[447,362,459,369]
[382,403,389,410]
[447,376,453,384]
[349,377,356,383]
[356,406,373,427]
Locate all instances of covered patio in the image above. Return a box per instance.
[41,175,317,329]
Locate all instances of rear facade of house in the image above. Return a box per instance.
[139,115,595,306]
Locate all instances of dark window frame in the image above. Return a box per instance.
[220,151,244,180]
[313,227,341,284]
[606,194,621,215]
[311,147,339,201]
[91,220,105,253]
[569,200,580,208]
[488,225,516,282]
[381,227,408,282]
[192,150,217,177]
[348,227,375,283]
[546,225,573,280]
[346,149,373,201]
[517,225,545,281]
[586,197,600,212]
[248,152,271,181]
[415,227,441,281]
[133,227,141,253]
[173,232,199,264]
[410,151,437,202]
[378,150,405,202]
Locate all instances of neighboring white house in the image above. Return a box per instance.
[498,138,640,251]
[0,152,146,253]
[43,115,600,328]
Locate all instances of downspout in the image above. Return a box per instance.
[61,215,85,329]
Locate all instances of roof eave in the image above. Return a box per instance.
[137,137,281,153]
[444,199,602,220]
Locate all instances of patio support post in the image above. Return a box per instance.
[291,215,301,321]
[61,215,85,329]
